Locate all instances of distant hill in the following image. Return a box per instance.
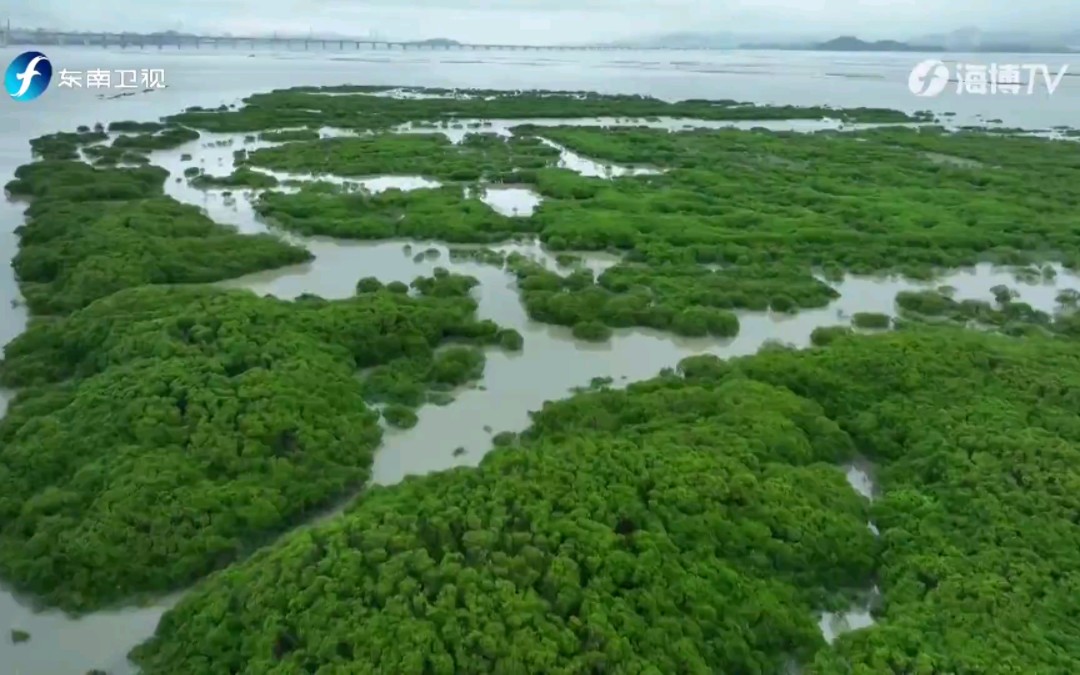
[820,34,1075,52]
[909,28,1078,52]
[738,36,940,51]
[815,36,942,52]
[626,29,1080,53]
[740,34,1076,53]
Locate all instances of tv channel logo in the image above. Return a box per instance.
[5,51,53,101]
[908,59,950,98]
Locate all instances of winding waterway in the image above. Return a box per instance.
[2,46,1079,674]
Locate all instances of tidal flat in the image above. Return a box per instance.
[2,85,1080,674]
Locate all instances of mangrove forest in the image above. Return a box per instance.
[1,85,1079,673]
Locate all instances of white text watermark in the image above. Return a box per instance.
[56,68,166,90]
[908,60,1068,98]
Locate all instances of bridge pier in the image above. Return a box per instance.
[11,30,697,52]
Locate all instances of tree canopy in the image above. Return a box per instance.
[0,276,512,611]
[130,327,1080,673]
[4,86,1080,673]
[7,159,310,314]
[165,87,920,133]
[239,99,1080,338]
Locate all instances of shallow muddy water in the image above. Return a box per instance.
[6,137,1080,674]
[472,186,543,216]
[198,156,1080,655]
[394,115,904,144]
[827,458,882,636]
[2,49,1080,673]
[819,586,881,644]
[538,137,663,177]
[0,591,180,675]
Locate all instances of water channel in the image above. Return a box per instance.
[2,47,1079,674]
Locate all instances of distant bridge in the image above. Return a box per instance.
[4,30,704,52]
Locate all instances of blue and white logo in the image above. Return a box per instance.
[908,59,950,98]
[5,51,53,101]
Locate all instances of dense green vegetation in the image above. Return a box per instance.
[256,182,533,241]
[512,255,820,335]
[82,143,155,167]
[894,287,1080,337]
[25,124,199,166]
[164,87,924,133]
[131,327,1080,673]
[810,325,854,346]
[133,340,873,673]
[258,128,321,142]
[6,86,1080,672]
[111,126,201,152]
[0,274,514,610]
[190,167,280,189]
[571,319,612,341]
[498,327,525,350]
[526,125,1080,271]
[2,100,535,611]
[28,130,108,160]
[381,404,419,429]
[239,107,1080,339]
[850,312,891,330]
[5,160,310,313]
[249,124,1080,276]
[246,132,558,181]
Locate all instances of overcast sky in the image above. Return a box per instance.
[7,0,1079,42]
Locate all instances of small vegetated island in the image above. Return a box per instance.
[3,86,1080,673]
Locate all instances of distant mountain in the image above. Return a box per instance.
[608,27,1080,52]
[738,36,941,52]
[815,36,942,52]
[908,28,1078,52]
[739,33,1076,53]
